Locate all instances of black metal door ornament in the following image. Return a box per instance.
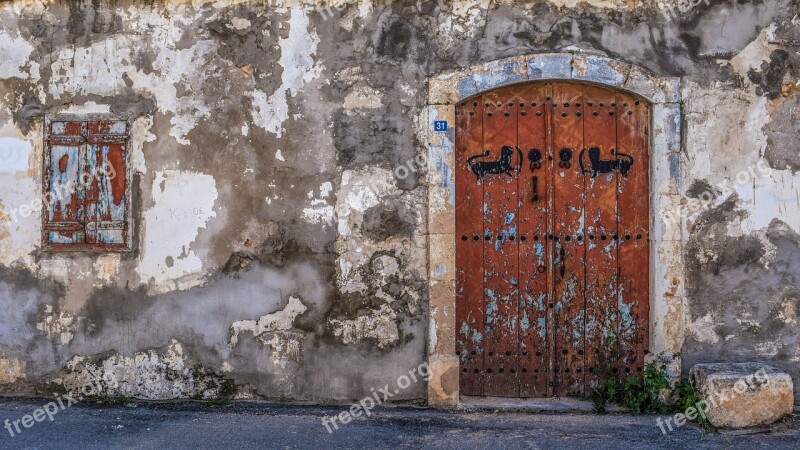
[578,147,635,177]
[467,145,522,181]
[558,147,573,168]
[528,148,543,170]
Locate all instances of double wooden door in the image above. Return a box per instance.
[455,82,650,397]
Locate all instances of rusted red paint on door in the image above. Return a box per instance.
[455,82,650,397]
[481,89,521,397]
[550,85,587,395]
[616,94,651,375]
[455,99,486,394]
[581,85,620,390]
[517,83,551,397]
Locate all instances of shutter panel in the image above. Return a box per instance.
[85,121,128,247]
[44,121,86,246]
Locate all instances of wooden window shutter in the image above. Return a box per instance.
[44,121,87,247]
[85,121,128,248]
[43,119,130,252]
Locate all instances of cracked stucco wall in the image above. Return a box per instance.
[0,0,798,405]
[679,19,800,406]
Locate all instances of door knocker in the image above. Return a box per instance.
[528,148,543,170]
[558,147,573,169]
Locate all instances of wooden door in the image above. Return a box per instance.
[455,82,650,397]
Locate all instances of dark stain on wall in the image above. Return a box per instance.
[764,96,800,172]
[2,79,44,135]
[362,202,416,241]
[333,109,420,190]
[66,0,125,45]
[748,49,791,99]
[375,17,414,60]
[685,179,719,201]
[81,285,156,336]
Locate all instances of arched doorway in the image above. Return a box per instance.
[455,81,651,397]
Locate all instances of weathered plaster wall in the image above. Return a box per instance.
[679,19,800,405]
[0,0,798,405]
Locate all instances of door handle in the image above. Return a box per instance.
[532,176,539,202]
[559,245,566,279]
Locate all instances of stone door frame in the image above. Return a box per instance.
[423,52,684,406]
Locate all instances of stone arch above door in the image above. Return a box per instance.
[423,53,684,407]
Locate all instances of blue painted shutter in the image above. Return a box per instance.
[44,121,86,246]
[85,121,128,246]
[44,120,129,250]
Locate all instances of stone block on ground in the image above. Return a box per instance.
[689,362,793,429]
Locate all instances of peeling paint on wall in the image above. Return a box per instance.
[36,304,78,345]
[329,304,400,349]
[0,28,36,80]
[250,6,323,138]
[56,340,235,400]
[138,170,218,293]
[229,296,307,346]
[302,182,335,224]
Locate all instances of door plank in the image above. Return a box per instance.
[456,98,486,396]
[581,86,620,390]
[481,88,521,397]
[616,93,650,375]
[550,84,587,396]
[517,83,551,397]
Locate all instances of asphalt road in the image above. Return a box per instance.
[0,399,797,449]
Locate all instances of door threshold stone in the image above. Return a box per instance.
[458,395,629,413]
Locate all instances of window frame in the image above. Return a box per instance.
[42,114,133,253]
